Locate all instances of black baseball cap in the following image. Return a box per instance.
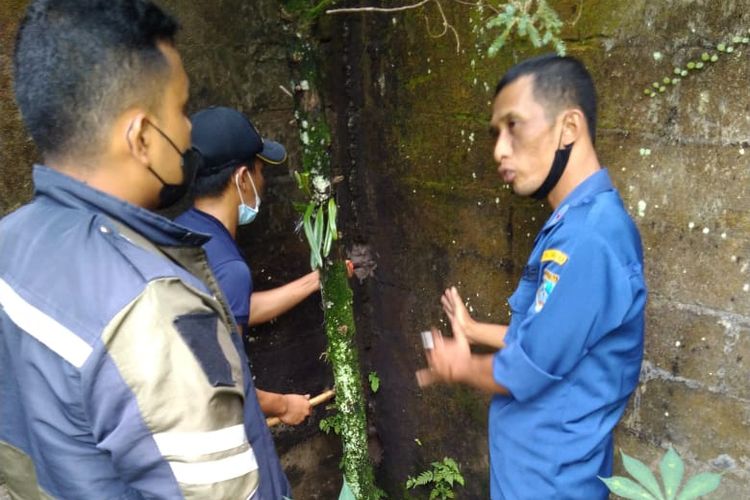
[190,106,287,177]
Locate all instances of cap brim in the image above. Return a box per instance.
[257,139,287,165]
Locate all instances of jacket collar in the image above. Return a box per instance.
[33,165,209,247]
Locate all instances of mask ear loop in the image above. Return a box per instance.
[235,169,260,209]
[244,169,260,210]
[235,171,248,206]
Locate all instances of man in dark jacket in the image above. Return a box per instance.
[0,1,288,498]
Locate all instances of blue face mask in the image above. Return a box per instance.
[236,170,261,225]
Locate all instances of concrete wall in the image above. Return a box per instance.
[321,0,749,497]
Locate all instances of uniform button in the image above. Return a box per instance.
[99,225,110,234]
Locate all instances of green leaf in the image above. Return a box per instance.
[676,473,722,500]
[527,24,541,47]
[328,197,338,240]
[314,205,325,249]
[308,205,324,269]
[600,476,658,499]
[660,448,685,500]
[303,204,315,249]
[621,450,665,500]
[368,371,380,393]
[338,477,356,500]
[322,219,334,258]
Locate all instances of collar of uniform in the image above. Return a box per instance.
[32,164,210,247]
[537,168,614,236]
[185,207,236,244]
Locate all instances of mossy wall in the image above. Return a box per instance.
[321,0,750,497]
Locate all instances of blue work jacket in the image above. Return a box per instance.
[0,166,283,499]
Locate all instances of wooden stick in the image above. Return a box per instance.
[266,389,336,427]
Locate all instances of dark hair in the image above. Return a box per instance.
[193,161,257,199]
[495,54,597,142]
[13,0,179,161]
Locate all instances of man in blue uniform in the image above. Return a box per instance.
[416,55,646,499]
[176,106,318,426]
[1,1,288,498]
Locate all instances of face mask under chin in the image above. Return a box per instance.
[530,128,574,200]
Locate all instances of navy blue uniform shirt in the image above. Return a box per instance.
[176,208,252,326]
[175,207,291,499]
[490,169,646,499]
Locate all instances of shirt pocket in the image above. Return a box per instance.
[508,264,540,317]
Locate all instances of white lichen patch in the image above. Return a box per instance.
[637,200,647,217]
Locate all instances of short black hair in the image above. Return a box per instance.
[495,54,597,143]
[193,161,257,199]
[13,0,179,161]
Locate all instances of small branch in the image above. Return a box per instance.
[327,0,431,15]
[428,0,461,53]
[568,0,584,26]
[279,85,294,99]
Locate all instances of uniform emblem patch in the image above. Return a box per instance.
[541,249,568,266]
[534,269,559,313]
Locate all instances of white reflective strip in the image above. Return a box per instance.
[153,424,247,457]
[168,447,258,485]
[0,278,92,368]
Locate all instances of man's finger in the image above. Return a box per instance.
[450,286,464,307]
[446,309,468,342]
[431,327,444,349]
[441,293,454,316]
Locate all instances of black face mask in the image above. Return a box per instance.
[530,140,574,201]
[147,122,202,209]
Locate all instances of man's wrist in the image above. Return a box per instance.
[450,354,473,384]
[280,394,290,415]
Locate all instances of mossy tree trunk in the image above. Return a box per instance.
[284,4,378,498]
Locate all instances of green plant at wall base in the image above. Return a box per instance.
[486,0,565,56]
[600,448,722,499]
[406,457,465,500]
[643,31,750,97]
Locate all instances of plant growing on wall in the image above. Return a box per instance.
[643,31,750,98]
[406,457,465,499]
[600,448,722,499]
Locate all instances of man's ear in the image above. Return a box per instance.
[125,113,151,165]
[561,109,586,147]
[234,165,249,186]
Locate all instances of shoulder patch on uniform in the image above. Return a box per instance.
[541,249,568,266]
[534,269,559,313]
[174,312,234,387]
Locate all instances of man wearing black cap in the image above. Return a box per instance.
[176,106,319,426]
